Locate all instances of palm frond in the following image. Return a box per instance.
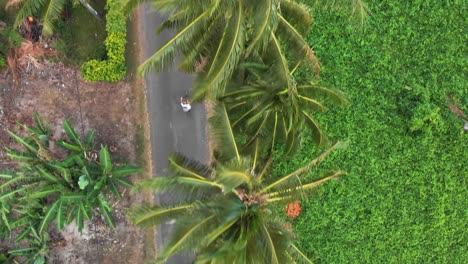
[13,0,43,28]
[265,32,293,89]
[216,168,252,193]
[33,112,48,134]
[208,103,240,162]
[262,224,280,264]
[158,215,215,263]
[41,0,67,35]
[132,176,221,193]
[245,0,276,56]
[298,95,327,112]
[268,170,345,200]
[138,8,210,75]
[56,200,66,230]
[277,15,320,75]
[193,1,245,100]
[260,141,348,193]
[302,110,325,147]
[299,84,349,105]
[279,0,312,36]
[85,129,95,146]
[168,153,211,180]
[35,166,61,184]
[127,204,194,227]
[56,140,81,152]
[289,243,314,264]
[178,14,222,73]
[20,184,63,200]
[201,217,238,247]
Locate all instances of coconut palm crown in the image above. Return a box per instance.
[221,60,348,155]
[122,0,367,101]
[128,104,347,263]
[122,0,322,101]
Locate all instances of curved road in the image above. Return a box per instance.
[138,4,208,264]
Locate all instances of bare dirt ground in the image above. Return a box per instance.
[0,33,155,263]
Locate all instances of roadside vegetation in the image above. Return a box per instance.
[0,114,142,263]
[274,0,466,262]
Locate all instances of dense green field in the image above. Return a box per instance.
[273,0,467,263]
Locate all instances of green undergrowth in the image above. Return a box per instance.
[272,0,467,263]
[55,1,106,64]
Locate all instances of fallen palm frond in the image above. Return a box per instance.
[7,49,19,81]
[7,40,57,77]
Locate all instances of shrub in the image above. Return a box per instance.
[81,0,127,82]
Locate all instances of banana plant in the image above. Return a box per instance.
[8,224,50,264]
[0,113,143,245]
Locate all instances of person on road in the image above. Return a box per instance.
[180,97,191,112]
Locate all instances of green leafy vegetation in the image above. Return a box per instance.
[272,0,467,262]
[54,1,107,65]
[0,114,142,262]
[81,0,127,81]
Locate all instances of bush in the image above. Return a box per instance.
[81,0,127,82]
[82,59,126,82]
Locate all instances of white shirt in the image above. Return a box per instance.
[181,103,191,112]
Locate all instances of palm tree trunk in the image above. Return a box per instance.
[77,0,102,20]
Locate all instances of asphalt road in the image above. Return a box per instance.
[139,4,208,263]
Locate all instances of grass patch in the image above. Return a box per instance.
[55,1,106,64]
[272,0,467,263]
[125,13,140,79]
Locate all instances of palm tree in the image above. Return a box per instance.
[128,103,347,263]
[122,0,366,101]
[122,0,323,101]
[8,0,101,35]
[221,60,348,155]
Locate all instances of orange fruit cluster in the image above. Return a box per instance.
[285,200,302,219]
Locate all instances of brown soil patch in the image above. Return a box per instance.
[0,55,154,263]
